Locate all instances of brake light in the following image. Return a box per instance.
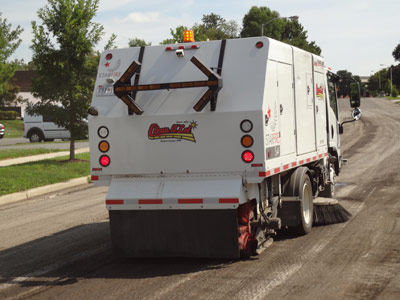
[256,41,264,49]
[242,151,254,163]
[99,155,110,167]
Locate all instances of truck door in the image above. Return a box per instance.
[293,49,316,155]
[277,62,295,156]
[314,70,327,149]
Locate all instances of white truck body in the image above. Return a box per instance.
[89,36,342,257]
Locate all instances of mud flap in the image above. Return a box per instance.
[277,197,301,227]
[109,209,240,258]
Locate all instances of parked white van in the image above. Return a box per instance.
[24,113,70,142]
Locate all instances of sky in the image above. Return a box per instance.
[1,0,399,76]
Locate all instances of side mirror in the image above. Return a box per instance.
[339,123,344,135]
[351,107,362,121]
[349,82,361,108]
[340,108,362,134]
[350,94,360,108]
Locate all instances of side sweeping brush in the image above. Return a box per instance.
[313,197,352,226]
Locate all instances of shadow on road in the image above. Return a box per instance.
[0,222,235,290]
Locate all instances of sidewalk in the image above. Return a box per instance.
[0,147,91,205]
[0,147,90,167]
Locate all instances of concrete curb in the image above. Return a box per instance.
[0,176,90,206]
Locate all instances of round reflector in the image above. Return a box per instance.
[240,120,253,133]
[241,135,254,148]
[105,53,113,60]
[99,140,110,153]
[256,41,264,49]
[242,150,254,163]
[97,126,109,138]
[99,155,110,167]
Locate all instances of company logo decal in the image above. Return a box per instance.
[266,103,278,132]
[97,58,122,79]
[314,60,325,68]
[148,121,198,142]
[316,84,324,100]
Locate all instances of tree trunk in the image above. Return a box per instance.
[70,137,75,160]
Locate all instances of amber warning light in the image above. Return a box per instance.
[184,30,195,43]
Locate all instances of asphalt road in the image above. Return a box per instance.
[1,97,399,300]
[0,138,89,150]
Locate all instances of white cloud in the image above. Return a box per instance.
[119,11,161,24]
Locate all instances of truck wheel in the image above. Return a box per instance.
[319,166,336,198]
[29,131,43,143]
[283,167,313,235]
[296,175,313,235]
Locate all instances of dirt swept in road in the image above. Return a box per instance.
[0,98,399,300]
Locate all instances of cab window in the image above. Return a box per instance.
[327,73,338,119]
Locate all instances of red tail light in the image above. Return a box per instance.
[99,155,110,167]
[242,151,254,163]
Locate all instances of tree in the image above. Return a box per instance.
[29,0,103,160]
[161,13,239,44]
[393,42,400,62]
[368,69,388,96]
[128,37,151,48]
[0,14,23,106]
[241,6,321,55]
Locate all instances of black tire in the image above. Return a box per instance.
[296,175,313,235]
[29,130,43,143]
[0,135,3,139]
[283,167,313,235]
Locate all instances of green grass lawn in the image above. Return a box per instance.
[0,148,67,160]
[0,152,90,196]
[0,120,24,138]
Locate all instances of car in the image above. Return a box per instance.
[23,112,88,142]
[0,123,4,139]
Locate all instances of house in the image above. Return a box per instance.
[4,70,40,118]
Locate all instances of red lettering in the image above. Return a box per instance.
[183,125,192,134]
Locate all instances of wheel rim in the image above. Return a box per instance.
[31,133,40,142]
[330,166,336,198]
[302,181,312,225]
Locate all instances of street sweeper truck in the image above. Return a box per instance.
[88,34,361,258]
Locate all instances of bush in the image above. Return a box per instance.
[0,110,18,120]
[391,85,399,98]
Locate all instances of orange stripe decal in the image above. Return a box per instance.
[106,200,124,205]
[219,198,239,204]
[259,171,271,177]
[178,199,203,204]
[138,199,163,204]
